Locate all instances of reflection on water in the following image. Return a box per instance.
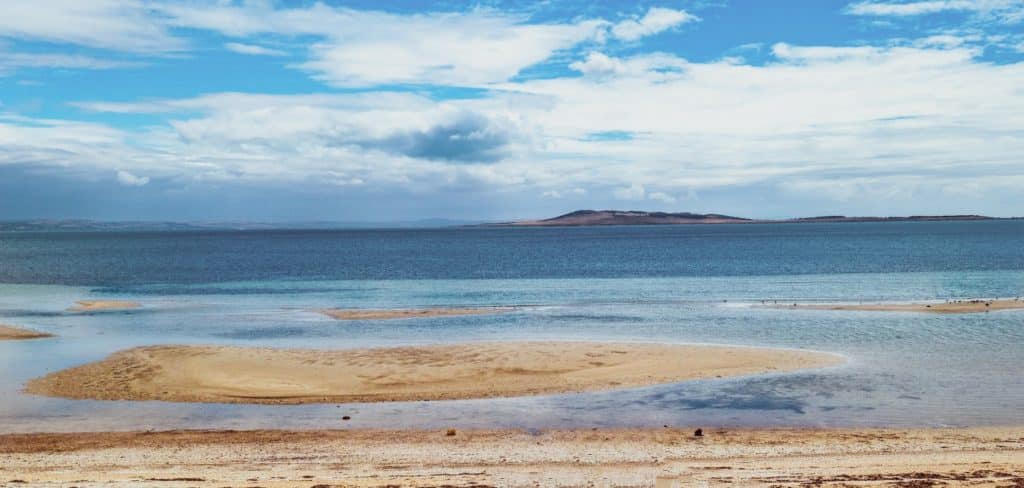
[1,270,1023,432]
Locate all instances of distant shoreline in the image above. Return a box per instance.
[484,210,1022,227]
[1,212,1021,232]
[762,298,1024,314]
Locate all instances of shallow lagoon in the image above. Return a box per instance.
[1,270,1022,432]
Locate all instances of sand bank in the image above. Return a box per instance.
[318,307,511,320]
[1,427,1021,487]
[68,300,141,312]
[767,298,1024,314]
[25,342,840,404]
[0,324,53,341]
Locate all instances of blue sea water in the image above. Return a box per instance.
[0,221,1022,432]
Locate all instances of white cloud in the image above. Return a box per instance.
[0,2,701,87]
[296,16,605,87]
[116,170,149,186]
[611,7,699,41]
[224,42,286,57]
[648,191,677,204]
[569,51,689,80]
[614,183,647,200]
[613,184,677,204]
[845,0,1024,21]
[4,34,1024,212]
[570,52,627,77]
[152,2,609,87]
[0,0,185,53]
[0,50,139,75]
[847,1,981,16]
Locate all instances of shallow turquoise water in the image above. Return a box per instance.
[1,269,1022,432]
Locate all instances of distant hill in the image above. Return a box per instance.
[496,210,752,226]
[490,210,1009,227]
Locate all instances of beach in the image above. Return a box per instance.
[2,427,1021,487]
[765,298,1024,313]
[24,342,841,404]
[0,324,52,341]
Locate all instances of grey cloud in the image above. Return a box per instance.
[363,113,511,163]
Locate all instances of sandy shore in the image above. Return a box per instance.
[24,342,840,404]
[318,307,511,320]
[766,298,1024,314]
[68,300,141,312]
[1,427,1021,487]
[0,324,53,341]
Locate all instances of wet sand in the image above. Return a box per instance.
[0,324,53,341]
[24,342,841,404]
[766,298,1024,314]
[1,427,1021,487]
[318,307,511,320]
[68,300,141,312]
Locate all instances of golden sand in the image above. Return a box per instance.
[768,298,1024,314]
[24,342,840,404]
[1,427,1021,487]
[0,324,53,341]
[68,300,141,312]
[318,307,511,320]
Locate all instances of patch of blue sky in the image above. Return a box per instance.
[583,130,636,142]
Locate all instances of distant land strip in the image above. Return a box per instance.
[485,210,1019,227]
[1,212,1020,232]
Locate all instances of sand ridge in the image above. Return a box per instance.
[764,298,1024,314]
[0,324,53,341]
[68,300,141,312]
[318,307,513,320]
[24,342,842,404]
[1,427,1021,487]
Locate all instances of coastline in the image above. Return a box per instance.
[764,298,1024,314]
[2,426,1021,487]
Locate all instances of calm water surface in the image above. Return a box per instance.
[0,221,1022,432]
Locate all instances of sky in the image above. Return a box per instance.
[1,0,1023,221]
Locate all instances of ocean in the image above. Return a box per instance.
[1,220,1022,432]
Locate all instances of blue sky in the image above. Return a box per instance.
[1,0,1023,221]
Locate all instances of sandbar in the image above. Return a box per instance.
[0,324,53,341]
[1,427,1021,487]
[68,300,141,312]
[24,342,841,404]
[319,307,511,320]
[766,298,1024,314]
